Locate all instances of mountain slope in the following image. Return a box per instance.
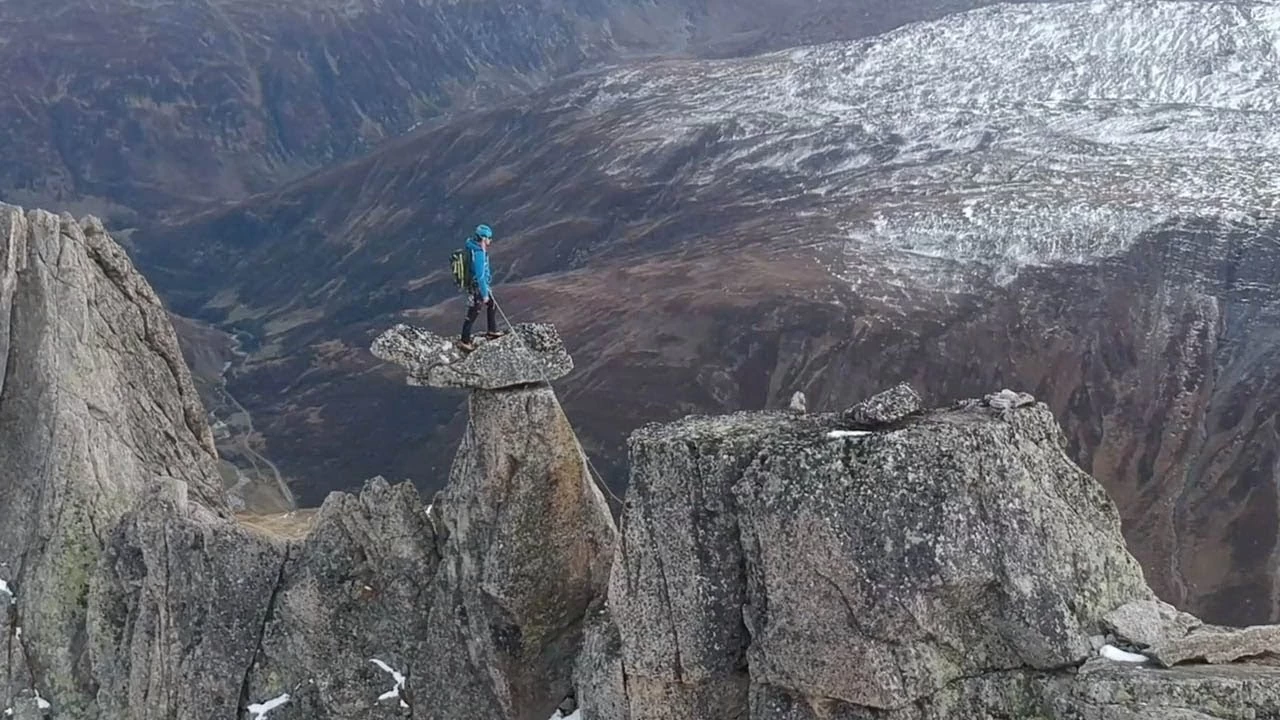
[0,0,1042,223]
[135,0,1280,625]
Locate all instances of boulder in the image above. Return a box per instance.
[370,322,573,389]
[1101,598,1280,668]
[732,400,1151,710]
[842,383,922,427]
[1102,599,1202,650]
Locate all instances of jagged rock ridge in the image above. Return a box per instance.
[0,207,616,719]
[6,204,1280,720]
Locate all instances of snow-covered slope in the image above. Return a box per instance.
[560,0,1280,279]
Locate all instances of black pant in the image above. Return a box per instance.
[461,293,496,342]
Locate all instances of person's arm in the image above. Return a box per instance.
[473,248,491,300]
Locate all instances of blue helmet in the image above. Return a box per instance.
[475,224,493,240]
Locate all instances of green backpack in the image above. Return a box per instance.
[450,248,472,290]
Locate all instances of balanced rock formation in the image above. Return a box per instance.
[371,323,573,389]
[578,385,1280,719]
[371,322,615,718]
[0,205,616,720]
[8,201,1280,720]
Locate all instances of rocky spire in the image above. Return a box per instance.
[5,201,1278,719]
[370,320,616,719]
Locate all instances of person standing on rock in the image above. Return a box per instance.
[458,223,506,351]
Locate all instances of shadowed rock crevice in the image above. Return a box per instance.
[236,544,291,720]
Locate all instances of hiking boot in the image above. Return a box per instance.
[456,339,476,352]
[483,331,507,339]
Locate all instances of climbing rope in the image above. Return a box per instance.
[490,295,626,511]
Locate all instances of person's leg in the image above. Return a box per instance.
[461,295,481,344]
[486,298,497,333]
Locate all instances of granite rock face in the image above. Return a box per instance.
[0,204,228,716]
[76,384,615,720]
[7,201,1280,719]
[410,382,617,720]
[579,388,1280,718]
[371,322,573,389]
[86,478,285,720]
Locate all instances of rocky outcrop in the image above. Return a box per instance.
[239,475,442,718]
[0,205,615,719]
[579,388,1280,718]
[7,202,1280,720]
[86,478,284,720]
[371,323,573,389]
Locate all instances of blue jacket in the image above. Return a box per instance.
[465,236,491,299]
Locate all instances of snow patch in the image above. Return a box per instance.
[0,579,12,604]
[827,430,872,439]
[549,711,581,720]
[34,693,49,711]
[561,0,1280,290]
[1100,644,1149,663]
[247,693,290,719]
[371,658,408,708]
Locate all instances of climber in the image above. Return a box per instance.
[458,223,506,351]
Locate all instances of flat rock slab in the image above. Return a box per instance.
[1103,599,1203,649]
[1148,624,1280,668]
[371,322,573,390]
[1103,598,1280,668]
